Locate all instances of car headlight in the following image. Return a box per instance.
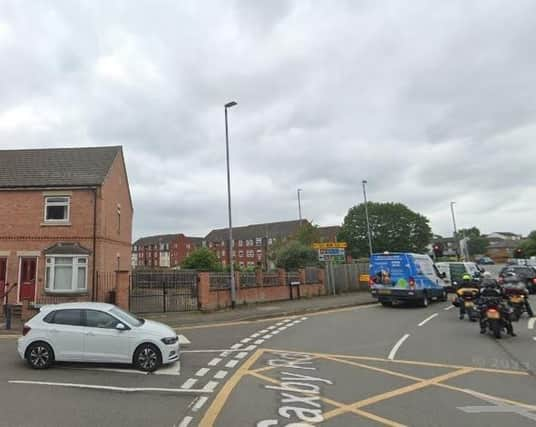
[161,336,178,345]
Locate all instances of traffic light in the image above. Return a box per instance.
[433,243,443,258]
[514,248,524,259]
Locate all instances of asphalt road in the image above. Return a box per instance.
[1,297,535,427]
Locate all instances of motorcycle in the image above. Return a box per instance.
[479,297,513,339]
[458,288,480,321]
[503,284,534,321]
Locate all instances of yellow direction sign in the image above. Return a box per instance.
[312,242,347,249]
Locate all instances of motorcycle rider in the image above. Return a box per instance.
[502,272,534,318]
[456,273,480,320]
[478,278,516,336]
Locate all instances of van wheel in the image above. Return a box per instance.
[420,295,429,308]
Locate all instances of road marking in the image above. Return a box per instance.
[271,330,280,334]
[528,318,535,329]
[225,359,239,368]
[244,345,257,351]
[192,396,209,412]
[230,343,243,349]
[177,416,193,427]
[267,326,276,330]
[199,349,264,427]
[181,349,244,353]
[181,378,198,389]
[275,322,284,326]
[178,334,191,345]
[214,370,228,379]
[203,381,219,392]
[278,326,288,331]
[250,333,261,338]
[444,305,455,311]
[258,329,269,333]
[418,313,438,326]
[235,352,248,359]
[195,368,210,377]
[262,334,273,339]
[387,334,410,360]
[219,351,231,357]
[61,366,149,375]
[254,339,265,345]
[8,380,210,393]
[282,319,292,323]
[154,361,181,376]
[207,358,222,366]
[240,338,251,343]
[533,337,536,342]
[301,317,308,320]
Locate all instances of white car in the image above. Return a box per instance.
[17,302,179,372]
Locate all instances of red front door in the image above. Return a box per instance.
[0,257,6,299]
[19,257,37,301]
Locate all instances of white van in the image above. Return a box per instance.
[435,262,483,291]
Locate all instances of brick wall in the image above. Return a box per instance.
[198,269,326,311]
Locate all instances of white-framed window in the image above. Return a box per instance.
[247,250,254,258]
[238,250,244,257]
[238,240,243,247]
[246,239,254,246]
[255,237,262,246]
[247,261,255,266]
[44,196,70,222]
[45,256,88,293]
[268,238,273,245]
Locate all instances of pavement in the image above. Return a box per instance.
[1,291,535,426]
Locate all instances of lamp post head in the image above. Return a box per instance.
[225,101,237,109]
[362,180,368,185]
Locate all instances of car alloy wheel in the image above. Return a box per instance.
[135,344,161,372]
[28,343,52,369]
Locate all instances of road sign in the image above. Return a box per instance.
[312,242,347,249]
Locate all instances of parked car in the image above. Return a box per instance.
[435,261,483,292]
[369,252,447,307]
[498,265,536,294]
[18,302,179,372]
[476,256,495,265]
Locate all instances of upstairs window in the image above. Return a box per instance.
[44,196,70,222]
[255,238,262,246]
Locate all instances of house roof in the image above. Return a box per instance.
[0,146,121,188]
[187,236,204,246]
[205,220,307,242]
[485,232,520,237]
[134,234,178,247]
[487,239,524,249]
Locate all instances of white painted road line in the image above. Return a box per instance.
[208,358,222,366]
[231,343,243,349]
[8,381,210,393]
[62,367,148,375]
[267,326,276,330]
[203,381,219,392]
[275,322,285,326]
[301,317,308,320]
[282,319,292,323]
[251,333,261,338]
[254,339,265,345]
[388,334,411,360]
[195,368,210,377]
[244,345,257,351]
[181,349,243,353]
[192,396,209,412]
[178,416,193,427]
[278,326,288,331]
[154,361,181,376]
[271,330,280,335]
[533,337,536,342]
[225,359,239,368]
[263,334,273,339]
[258,329,269,334]
[235,352,248,359]
[214,370,228,379]
[418,313,439,327]
[240,338,252,343]
[178,334,191,345]
[444,305,455,311]
[528,318,535,330]
[181,378,198,389]
[219,351,232,357]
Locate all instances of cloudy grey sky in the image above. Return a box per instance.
[1,0,535,239]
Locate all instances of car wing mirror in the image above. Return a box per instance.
[116,323,128,331]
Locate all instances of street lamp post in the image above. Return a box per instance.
[297,188,303,223]
[362,180,373,257]
[224,101,237,308]
[450,201,459,260]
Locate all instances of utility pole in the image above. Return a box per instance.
[450,201,460,260]
[297,188,303,223]
[362,180,373,257]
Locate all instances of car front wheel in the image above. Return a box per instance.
[134,343,162,372]
[26,342,54,369]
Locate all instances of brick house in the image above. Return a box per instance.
[0,146,133,308]
[204,220,307,270]
[133,234,203,269]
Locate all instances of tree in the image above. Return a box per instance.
[181,247,221,271]
[519,231,536,257]
[456,227,489,256]
[338,202,432,258]
[275,241,318,270]
[293,222,321,246]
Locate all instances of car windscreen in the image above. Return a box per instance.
[505,267,536,278]
[110,307,143,327]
